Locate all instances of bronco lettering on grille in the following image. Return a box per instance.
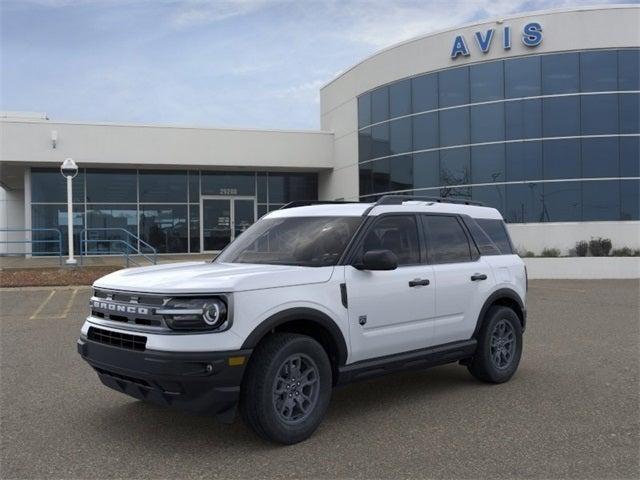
[91,300,149,315]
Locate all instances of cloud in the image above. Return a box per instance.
[2,0,628,131]
[271,78,325,103]
[323,0,609,49]
[3,0,142,7]
[169,0,284,29]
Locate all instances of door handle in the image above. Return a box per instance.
[409,279,430,287]
[471,273,488,281]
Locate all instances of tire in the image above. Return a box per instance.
[467,306,523,383]
[240,333,332,444]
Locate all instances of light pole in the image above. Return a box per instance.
[60,158,78,265]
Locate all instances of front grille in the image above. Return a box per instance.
[88,326,147,351]
[90,309,162,327]
[90,289,167,330]
[94,289,165,306]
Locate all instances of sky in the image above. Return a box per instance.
[0,0,630,130]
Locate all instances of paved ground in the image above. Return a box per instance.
[1,280,638,479]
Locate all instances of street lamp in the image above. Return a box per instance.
[60,158,78,265]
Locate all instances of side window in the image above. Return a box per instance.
[476,219,514,254]
[422,215,472,264]
[462,217,501,256]
[360,215,420,266]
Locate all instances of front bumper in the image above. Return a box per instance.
[77,337,252,421]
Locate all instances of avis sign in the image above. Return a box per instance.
[450,22,543,59]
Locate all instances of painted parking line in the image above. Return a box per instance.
[29,289,56,319]
[55,288,79,319]
[28,287,82,320]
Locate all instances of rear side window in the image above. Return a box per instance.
[463,218,501,256]
[476,219,514,254]
[422,215,472,264]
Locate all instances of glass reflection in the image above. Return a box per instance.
[139,205,188,253]
[31,169,85,203]
[440,148,470,186]
[86,170,136,203]
[31,204,84,255]
[86,205,137,254]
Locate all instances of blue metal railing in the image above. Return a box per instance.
[0,228,63,265]
[79,228,157,267]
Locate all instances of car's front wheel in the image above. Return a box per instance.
[240,333,332,444]
[467,306,523,383]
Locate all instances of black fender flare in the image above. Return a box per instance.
[241,307,349,366]
[472,288,526,338]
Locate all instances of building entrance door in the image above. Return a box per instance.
[201,196,256,252]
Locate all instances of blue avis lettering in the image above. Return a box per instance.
[451,22,542,58]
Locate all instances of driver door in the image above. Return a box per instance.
[345,214,436,363]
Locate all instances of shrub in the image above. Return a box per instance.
[540,247,561,257]
[611,247,640,257]
[517,248,535,258]
[589,237,612,257]
[575,241,589,257]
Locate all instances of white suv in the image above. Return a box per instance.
[78,195,527,444]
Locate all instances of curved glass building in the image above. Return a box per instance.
[356,48,639,223]
[320,5,639,253]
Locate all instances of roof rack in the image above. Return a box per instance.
[278,195,484,213]
[362,195,484,216]
[279,200,363,210]
[375,195,485,206]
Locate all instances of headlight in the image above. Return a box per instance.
[158,297,229,331]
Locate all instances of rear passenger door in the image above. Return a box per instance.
[421,215,493,345]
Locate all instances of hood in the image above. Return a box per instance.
[93,261,335,294]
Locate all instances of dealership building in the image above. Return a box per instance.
[1,5,638,258]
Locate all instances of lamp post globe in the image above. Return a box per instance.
[60,158,78,179]
[60,158,78,265]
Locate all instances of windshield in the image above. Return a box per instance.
[215,216,362,267]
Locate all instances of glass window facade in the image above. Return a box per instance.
[541,53,579,94]
[470,61,504,102]
[357,48,640,223]
[31,168,317,255]
[139,170,188,203]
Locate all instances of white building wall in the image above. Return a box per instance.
[508,221,640,255]
[524,257,640,279]
[0,186,26,254]
[0,120,334,171]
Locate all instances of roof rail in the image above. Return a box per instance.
[362,194,484,216]
[376,195,484,206]
[279,200,363,210]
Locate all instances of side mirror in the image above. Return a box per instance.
[357,249,398,271]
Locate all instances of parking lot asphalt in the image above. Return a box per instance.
[1,280,638,479]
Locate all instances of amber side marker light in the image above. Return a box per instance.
[228,356,246,366]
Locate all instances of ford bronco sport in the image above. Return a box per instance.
[78,195,527,444]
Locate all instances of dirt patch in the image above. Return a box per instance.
[0,266,121,287]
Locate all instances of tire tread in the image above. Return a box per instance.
[467,305,522,384]
[240,332,331,444]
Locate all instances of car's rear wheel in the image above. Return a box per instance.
[240,333,332,444]
[467,306,523,383]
